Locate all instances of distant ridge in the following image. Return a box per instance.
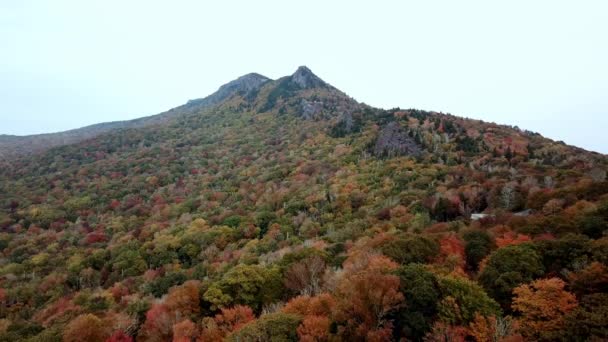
[0,67,338,159]
[0,66,603,159]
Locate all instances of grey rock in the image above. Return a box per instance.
[187,73,271,107]
[290,66,327,89]
[373,122,422,158]
[299,99,324,120]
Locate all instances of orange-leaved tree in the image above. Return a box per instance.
[512,278,577,339]
[63,314,106,342]
[333,253,404,341]
[199,305,255,342]
[172,319,198,342]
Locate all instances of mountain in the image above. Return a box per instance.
[0,67,607,341]
[185,72,271,108]
[0,67,361,160]
[0,72,268,159]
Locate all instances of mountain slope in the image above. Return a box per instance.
[0,66,358,160]
[0,67,607,341]
[0,72,273,159]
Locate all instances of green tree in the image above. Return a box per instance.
[112,249,147,278]
[394,264,441,341]
[380,235,439,265]
[463,230,493,271]
[535,234,591,274]
[437,275,501,325]
[204,264,283,312]
[226,313,301,342]
[144,272,187,297]
[478,244,544,309]
[561,293,608,341]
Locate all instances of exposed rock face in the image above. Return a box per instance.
[299,99,324,120]
[187,73,271,107]
[373,122,422,158]
[261,66,355,114]
[290,66,327,89]
[337,111,355,132]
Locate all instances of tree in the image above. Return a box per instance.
[226,313,302,342]
[468,314,521,342]
[172,319,198,342]
[200,305,256,341]
[63,314,106,342]
[500,183,519,210]
[203,264,283,312]
[437,275,501,325]
[535,234,591,274]
[463,230,493,271]
[592,236,608,264]
[215,305,255,331]
[561,293,608,341]
[423,322,468,342]
[282,294,335,342]
[437,233,466,273]
[504,147,513,161]
[333,254,404,340]
[163,280,199,317]
[394,264,441,340]
[284,255,326,296]
[512,278,577,340]
[111,249,147,278]
[282,294,335,317]
[478,244,544,309]
[144,272,187,298]
[297,315,331,342]
[431,197,460,221]
[495,231,531,248]
[380,235,439,265]
[106,330,134,342]
[542,198,565,215]
[567,261,608,296]
[137,304,173,342]
[25,205,66,229]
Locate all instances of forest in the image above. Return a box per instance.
[0,67,607,341]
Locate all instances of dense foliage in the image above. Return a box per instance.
[0,67,607,341]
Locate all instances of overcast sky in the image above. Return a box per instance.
[1,1,607,153]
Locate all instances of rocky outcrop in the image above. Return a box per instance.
[298,99,324,120]
[290,66,327,89]
[187,73,271,107]
[373,122,422,158]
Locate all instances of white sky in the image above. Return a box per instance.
[1,0,607,153]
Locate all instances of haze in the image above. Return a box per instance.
[1,0,607,153]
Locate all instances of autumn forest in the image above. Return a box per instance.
[0,67,607,341]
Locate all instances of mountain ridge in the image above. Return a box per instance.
[0,66,335,159]
[0,66,604,160]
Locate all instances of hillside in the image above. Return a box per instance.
[0,67,607,341]
[0,72,271,160]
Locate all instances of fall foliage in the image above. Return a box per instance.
[512,278,578,340]
[0,67,606,341]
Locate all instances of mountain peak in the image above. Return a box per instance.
[290,65,327,89]
[187,72,271,107]
[294,65,313,74]
[217,72,271,94]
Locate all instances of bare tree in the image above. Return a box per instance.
[284,256,326,296]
